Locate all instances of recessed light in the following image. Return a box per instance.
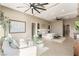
[62,9,65,12]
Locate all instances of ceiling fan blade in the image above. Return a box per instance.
[38,3,48,6]
[34,7,40,13]
[29,3,32,7]
[34,6,46,10]
[24,8,30,13]
[32,8,33,14]
[32,3,35,5]
[29,3,35,7]
[35,3,48,7]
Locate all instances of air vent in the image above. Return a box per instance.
[56,17,62,21]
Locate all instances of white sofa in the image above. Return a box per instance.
[42,33,56,40]
[2,38,37,56]
[42,33,65,43]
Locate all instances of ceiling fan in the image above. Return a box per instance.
[17,3,49,14]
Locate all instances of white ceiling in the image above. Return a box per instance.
[0,3,78,21]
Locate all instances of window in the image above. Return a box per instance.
[9,20,26,33]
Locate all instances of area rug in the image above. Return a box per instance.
[37,47,49,55]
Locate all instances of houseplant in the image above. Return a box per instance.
[0,11,9,55]
[75,21,79,32]
[33,34,43,43]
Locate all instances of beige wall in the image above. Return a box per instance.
[50,17,79,39]
[0,4,79,41]
[64,17,79,38]
[78,3,79,15]
[51,20,63,36]
[0,5,50,40]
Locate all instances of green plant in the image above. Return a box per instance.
[75,21,79,31]
[33,35,42,44]
[0,11,9,37]
[0,11,9,54]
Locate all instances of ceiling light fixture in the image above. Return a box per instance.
[17,3,48,14]
[16,3,60,14]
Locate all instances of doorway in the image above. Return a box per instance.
[65,25,70,37]
[32,23,36,38]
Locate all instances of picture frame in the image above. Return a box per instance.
[9,20,26,33]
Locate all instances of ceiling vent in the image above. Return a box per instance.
[56,17,63,21]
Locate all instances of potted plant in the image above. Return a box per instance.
[75,21,79,33]
[0,11,9,55]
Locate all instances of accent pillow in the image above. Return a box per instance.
[5,35,19,48]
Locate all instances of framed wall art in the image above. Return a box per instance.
[9,20,26,33]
